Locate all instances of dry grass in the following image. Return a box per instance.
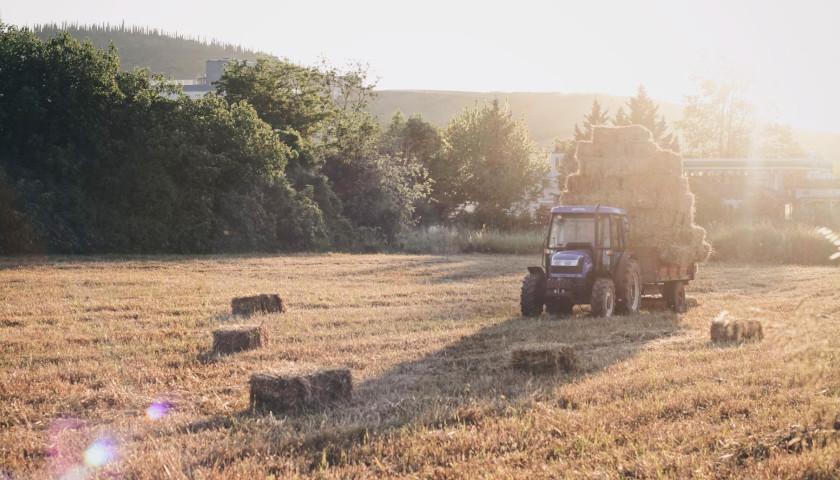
[1,255,839,479]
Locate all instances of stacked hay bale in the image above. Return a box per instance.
[563,126,711,266]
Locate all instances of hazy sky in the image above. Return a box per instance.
[3,0,839,131]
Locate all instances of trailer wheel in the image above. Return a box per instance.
[546,299,574,317]
[590,277,615,317]
[664,281,687,313]
[615,259,641,315]
[521,273,545,317]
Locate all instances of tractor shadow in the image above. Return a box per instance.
[257,308,684,469]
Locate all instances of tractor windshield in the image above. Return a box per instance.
[548,215,596,248]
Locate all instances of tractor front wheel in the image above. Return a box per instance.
[663,281,687,313]
[520,273,545,317]
[590,277,616,317]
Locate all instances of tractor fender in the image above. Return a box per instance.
[527,266,545,276]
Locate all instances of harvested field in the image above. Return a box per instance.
[1,255,840,478]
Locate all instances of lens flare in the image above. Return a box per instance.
[146,401,174,420]
[83,437,118,468]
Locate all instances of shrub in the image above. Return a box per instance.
[707,222,837,265]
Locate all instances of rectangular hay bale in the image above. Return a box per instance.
[511,343,578,374]
[710,318,763,343]
[212,324,266,354]
[231,294,285,316]
[249,368,352,414]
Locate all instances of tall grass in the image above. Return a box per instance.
[707,222,837,265]
[399,227,543,255]
[400,223,840,265]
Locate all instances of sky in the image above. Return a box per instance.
[2,0,840,131]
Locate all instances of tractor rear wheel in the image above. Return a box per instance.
[590,277,616,317]
[663,281,687,313]
[520,273,545,317]
[615,259,641,315]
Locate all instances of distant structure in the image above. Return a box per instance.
[684,157,840,219]
[528,151,566,216]
[175,59,252,99]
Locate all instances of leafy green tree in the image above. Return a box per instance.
[678,80,753,158]
[218,58,429,244]
[0,24,327,253]
[380,112,442,223]
[614,85,679,151]
[442,100,545,227]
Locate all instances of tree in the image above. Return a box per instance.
[614,85,679,151]
[380,112,443,223]
[574,99,610,141]
[678,80,754,158]
[759,123,805,159]
[441,100,545,227]
[217,57,430,245]
[0,24,327,253]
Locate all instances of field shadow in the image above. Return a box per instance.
[225,309,685,470]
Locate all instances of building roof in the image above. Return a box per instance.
[683,157,832,171]
[551,205,626,215]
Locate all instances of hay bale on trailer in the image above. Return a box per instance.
[511,343,578,374]
[249,368,352,414]
[231,294,285,316]
[563,125,711,267]
[212,324,266,355]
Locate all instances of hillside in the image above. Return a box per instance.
[32,23,261,79]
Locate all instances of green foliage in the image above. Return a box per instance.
[613,85,679,151]
[708,222,836,265]
[32,22,260,78]
[0,24,324,253]
[380,112,441,224]
[678,80,753,158]
[441,100,545,227]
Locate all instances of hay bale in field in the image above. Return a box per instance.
[511,343,578,374]
[710,312,763,343]
[249,368,352,414]
[212,324,266,355]
[231,294,285,316]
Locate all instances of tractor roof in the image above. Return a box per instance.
[550,205,627,215]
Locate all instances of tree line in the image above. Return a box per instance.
[568,84,803,159]
[0,25,543,254]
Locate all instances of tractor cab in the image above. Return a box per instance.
[521,205,640,318]
[543,205,629,278]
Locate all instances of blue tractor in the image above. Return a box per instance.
[521,205,694,317]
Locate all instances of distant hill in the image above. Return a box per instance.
[33,23,261,79]
[369,90,683,148]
